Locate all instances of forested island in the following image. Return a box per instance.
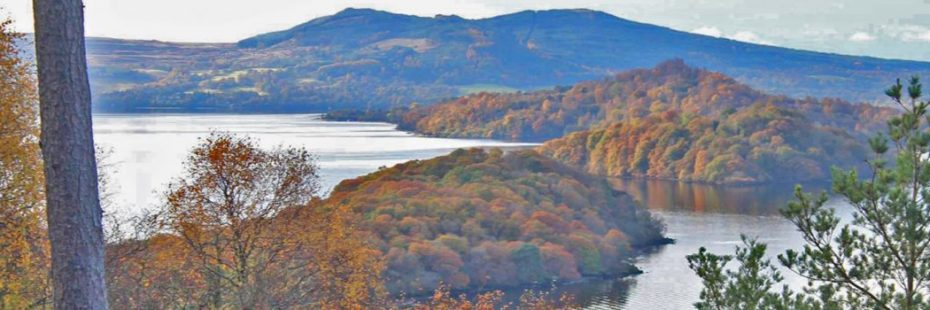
[327,60,895,184]
[100,137,666,307]
[324,148,667,293]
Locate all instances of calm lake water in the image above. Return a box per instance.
[551,180,847,309]
[93,114,536,215]
[93,113,851,309]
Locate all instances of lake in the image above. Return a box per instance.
[93,113,536,216]
[548,180,846,309]
[93,113,849,309]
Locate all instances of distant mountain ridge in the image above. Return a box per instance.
[63,8,930,112]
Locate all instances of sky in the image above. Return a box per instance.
[4,0,930,61]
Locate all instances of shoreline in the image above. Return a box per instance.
[394,237,675,301]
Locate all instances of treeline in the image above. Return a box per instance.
[324,148,667,294]
[372,60,895,142]
[329,60,897,184]
[94,71,459,113]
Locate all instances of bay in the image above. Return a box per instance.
[93,113,851,309]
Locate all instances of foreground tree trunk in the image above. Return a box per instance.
[32,0,108,308]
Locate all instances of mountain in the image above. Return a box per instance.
[71,8,930,112]
[328,61,893,184]
[323,148,666,293]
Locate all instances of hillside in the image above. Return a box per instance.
[348,60,896,142]
[330,61,893,184]
[58,8,930,112]
[539,103,870,184]
[323,148,666,294]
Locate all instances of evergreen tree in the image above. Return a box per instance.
[688,77,930,310]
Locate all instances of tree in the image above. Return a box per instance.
[32,0,108,308]
[688,77,930,309]
[159,132,320,308]
[0,16,51,308]
[102,133,386,308]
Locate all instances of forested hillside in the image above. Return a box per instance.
[329,61,895,184]
[32,8,929,112]
[368,60,896,142]
[323,148,667,294]
[539,103,869,184]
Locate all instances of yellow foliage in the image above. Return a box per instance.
[0,17,50,309]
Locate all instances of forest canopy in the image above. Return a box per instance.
[323,148,667,294]
[330,60,896,184]
[357,60,895,142]
[539,103,870,184]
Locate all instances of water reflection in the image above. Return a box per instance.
[93,114,848,309]
[556,179,843,309]
[612,179,832,215]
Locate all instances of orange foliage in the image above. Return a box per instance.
[325,148,665,294]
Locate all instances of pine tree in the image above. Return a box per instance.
[688,77,930,310]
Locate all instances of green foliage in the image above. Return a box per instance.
[511,243,548,284]
[689,77,930,309]
[687,237,816,310]
[326,148,666,294]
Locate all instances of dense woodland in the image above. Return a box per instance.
[331,60,897,184]
[539,103,870,183]
[323,148,666,294]
[367,60,895,142]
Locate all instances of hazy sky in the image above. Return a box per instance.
[4,0,930,61]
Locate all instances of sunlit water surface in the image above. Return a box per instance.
[93,113,536,215]
[94,113,852,309]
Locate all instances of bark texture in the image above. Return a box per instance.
[32,0,108,308]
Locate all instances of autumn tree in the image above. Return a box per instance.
[156,132,320,307]
[0,16,51,308]
[270,204,386,308]
[413,285,579,310]
[688,77,930,309]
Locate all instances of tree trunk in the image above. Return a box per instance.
[32,0,108,308]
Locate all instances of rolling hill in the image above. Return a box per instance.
[323,148,666,293]
[60,8,930,112]
[328,61,894,184]
[334,60,896,142]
